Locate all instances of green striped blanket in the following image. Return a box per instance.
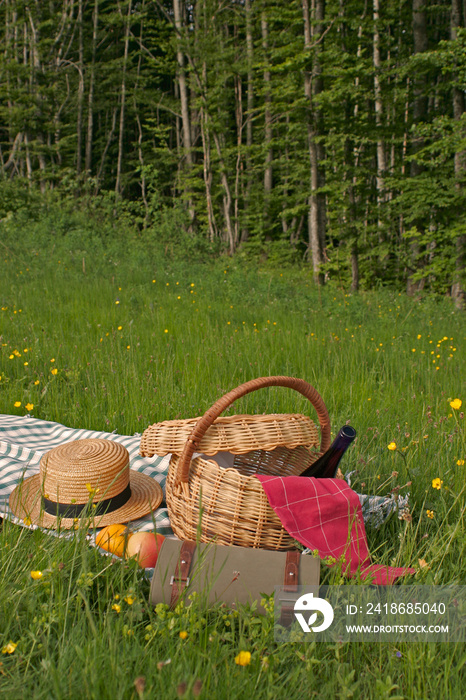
[0,414,173,537]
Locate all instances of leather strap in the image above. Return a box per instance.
[169,540,197,609]
[283,549,300,590]
[279,549,301,627]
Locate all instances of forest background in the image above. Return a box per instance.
[0,0,465,304]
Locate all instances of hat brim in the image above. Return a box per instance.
[9,470,164,530]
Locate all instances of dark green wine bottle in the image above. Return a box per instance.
[300,425,356,478]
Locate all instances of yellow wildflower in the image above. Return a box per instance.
[30,571,43,580]
[179,631,188,640]
[2,642,17,655]
[112,604,121,613]
[432,478,443,490]
[235,651,251,666]
[457,459,465,466]
[426,510,434,519]
[51,368,58,375]
[124,596,135,605]
[14,401,21,408]
[450,399,462,410]
[387,442,397,451]
[85,484,99,498]
[25,403,34,411]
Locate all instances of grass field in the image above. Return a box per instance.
[1,224,465,698]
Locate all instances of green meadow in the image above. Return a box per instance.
[0,219,465,698]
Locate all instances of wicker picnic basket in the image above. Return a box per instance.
[140,376,331,550]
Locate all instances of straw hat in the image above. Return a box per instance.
[9,438,163,529]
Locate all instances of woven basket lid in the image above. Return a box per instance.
[140,413,320,457]
[9,438,163,529]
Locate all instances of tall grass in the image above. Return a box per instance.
[1,222,465,698]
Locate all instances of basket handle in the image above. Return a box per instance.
[175,376,331,486]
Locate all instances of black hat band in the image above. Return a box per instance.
[41,483,132,518]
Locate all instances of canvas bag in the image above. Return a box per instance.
[150,538,320,619]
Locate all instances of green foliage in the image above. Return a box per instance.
[0,0,464,292]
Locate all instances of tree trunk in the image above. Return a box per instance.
[115,0,132,196]
[173,0,195,226]
[2,1,17,178]
[261,12,273,204]
[212,131,235,255]
[302,0,326,285]
[349,22,364,293]
[241,0,254,243]
[373,0,386,243]
[407,0,429,295]
[234,72,243,250]
[450,0,465,308]
[26,7,47,192]
[76,0,84,176]
[85,0,99,174]
[135,2,148,223]
[173,0,193,165]
[200,60,217,241]
[351,245,359,292]
[24,132,33,182]
[96,108,118,186]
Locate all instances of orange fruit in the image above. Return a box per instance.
[95,523,132,557]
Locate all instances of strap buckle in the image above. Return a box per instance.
[170,575,190,586]
[169,540,197,609]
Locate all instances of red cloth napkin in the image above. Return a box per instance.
[255,475,415,585]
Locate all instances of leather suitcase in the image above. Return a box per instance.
[150,538,320,617]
